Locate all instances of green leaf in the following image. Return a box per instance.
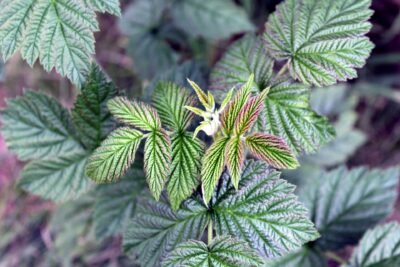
[84,0,120,15]
[120,0,177,79]
[201,137,230,204]
[298,166,399,251]
[220,75,254,135]
[123,194,209,267]
[265,247,327,267]
[86,127,144,182]
[168,132,203,210]
[108,97,161,131]
[0,0,118,86]
[210,36,335,153]
[144,129,172,200]
[212,160,319,258]
[72,64,118,150]
[171,0,254,41]
[152,81,195,131]
[94,169,146,241]
[1,91,81,161]
[264,0,374,86]
[163,235,264,267]
[18,151,93,202]
[345,222,400,267]
[210,35,273,97]
[225,136,244,189]
[264,78,335,154]
[245,133,299,169]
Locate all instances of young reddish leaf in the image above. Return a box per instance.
[225,136,245,189]
[220,74,254,135]
[245,133,299,169]
[234,89,269,135]
[144,129,172,200]
[108,97,161,131]
[201,137,230,204]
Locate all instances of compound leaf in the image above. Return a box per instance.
[144,129,172,200]
[0,0,118,86]
[168,132,203,210]
[201,136,230,204]
[298,166,399,251]
[345,222,400,267]
[18,151,93,202]
[163,235,264,267]
[245,133,299,169]
[72,64,118,150]
[152,82,196,131]
[171,0,254,41]
[123,194,209,267]
[210,36,335,154]
[1,91,81,161]
[108,97,161,131]
[264,0,374,86]
[86,127,144,183]
[212,160,319,258]
[94,169,146,241]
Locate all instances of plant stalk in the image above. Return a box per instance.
[207,219,213,245]
[325,251,346,264]
[276,62,289,78]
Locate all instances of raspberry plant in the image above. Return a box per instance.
[1,0,400,266]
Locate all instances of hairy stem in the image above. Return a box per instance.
[208,219,213,245]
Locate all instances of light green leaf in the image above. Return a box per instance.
[210,36,335,153]
[94,169,146,241]
[0,0,119,86]
[86,127,144,182]
[220,75,254,135]
[264,0,374,86]
[84,0,120,15]
[1,91,81,161]
[212,160,319,258]
[144,129,172,200]
[72,64,118,150]
[168,132,203,210]
[123,194,209,267]
[225,136,244,189]
[171,0,254,41]
[164,236,264,267]
[152,81,196,131]
[108,97,161,131]
[344,222,400,267]
[201,136,230,204]
[298,166,399,251]
[18,151,93,202]
[265,247,327,267]
[245,133,299,169]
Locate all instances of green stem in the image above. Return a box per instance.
[207,219,213,245]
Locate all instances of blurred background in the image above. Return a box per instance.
[0,0,400,266]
